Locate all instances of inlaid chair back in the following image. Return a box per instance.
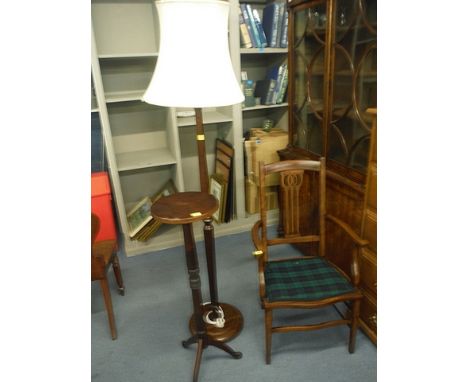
[258,159,325,261]
[251,159,369,364]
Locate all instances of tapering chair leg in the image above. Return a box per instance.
[100,277,117,340]
[111,254,125,296]
[348,299,361,353]
[265,309,272,364]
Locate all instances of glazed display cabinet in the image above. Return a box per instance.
[279,0,377,343]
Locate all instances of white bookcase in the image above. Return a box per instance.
[91,0,286,256]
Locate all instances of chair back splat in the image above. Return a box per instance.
[251,158,368,364]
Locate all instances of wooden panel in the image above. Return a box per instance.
[325,174,365,277]
[362,209,377,253]
[360,291,377,336]
[359,248,377,296]
[367,164,377,210]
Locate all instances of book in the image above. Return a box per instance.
[280,9,289,48]
[267,62,285,104]
[240,4,257,48]
[245,4,262,48]
[276,66,288,103]
[262,2,280,48]
[252,8,268,48]
[238,7,252,48]
[254,79,277,105]
[276,2,286,47]
[126,197,153,238]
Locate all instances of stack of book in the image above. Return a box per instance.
[254,62,288,105]
[241,71,256,108]
[239,2,288,49]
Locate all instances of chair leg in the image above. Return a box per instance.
[348,299,361,353]
[265,309,272,364]
[100,276,117,340]
[111,254,125,296]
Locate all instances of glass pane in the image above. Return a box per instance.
[329,0,377,172]
[292,2,327,154]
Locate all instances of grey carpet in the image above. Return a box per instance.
[92,229,377,382]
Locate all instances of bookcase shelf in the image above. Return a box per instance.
[243,102,288,112]
[98,52,158,59]
[105,90,145,103]
[177,109,233,127]
[91,0,289,256]
[240,48,288,54]
[115,148,177,172]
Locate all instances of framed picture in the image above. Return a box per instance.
[209,174,227,224]
[126,197,153,238]
[130,180,179,242]
[132,180,179,242]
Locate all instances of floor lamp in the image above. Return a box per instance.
[143,0,244,343]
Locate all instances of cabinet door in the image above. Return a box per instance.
[290,1,328,155]
[328,0,377,172]
[290,0,377,176]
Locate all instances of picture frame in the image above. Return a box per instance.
[126,197,153,238]
[130,180,179,241]
[209,173,227,224]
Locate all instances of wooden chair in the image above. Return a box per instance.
[251,158,368,364]
[91,213,125,340]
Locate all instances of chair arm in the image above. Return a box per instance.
[251,219,266,300]
[325,214,368,286]
[325,214,369,248]
[251,220,263,251]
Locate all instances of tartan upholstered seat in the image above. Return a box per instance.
[265,257,356,302]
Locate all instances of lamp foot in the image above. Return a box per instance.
[189,302,243,342]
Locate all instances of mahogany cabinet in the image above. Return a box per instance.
[278,0,377,343]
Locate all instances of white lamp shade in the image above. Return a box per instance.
[142,0,244,108]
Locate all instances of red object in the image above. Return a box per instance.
[91,172,118,243]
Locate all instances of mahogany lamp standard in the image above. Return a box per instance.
[151,192,241,382]
[143,0,244,343]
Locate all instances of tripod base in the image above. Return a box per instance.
[182,332,242,382]
[189,302,243,342]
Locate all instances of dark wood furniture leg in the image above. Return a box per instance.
[203,218,218,305]
[181,223,242,382]
[190,108,243,343]
[99,276,117,340]
[111,255,125,296]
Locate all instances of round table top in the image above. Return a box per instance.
[151,192,218,224]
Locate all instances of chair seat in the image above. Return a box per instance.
[265,257,356,302]
[92,239,117,263]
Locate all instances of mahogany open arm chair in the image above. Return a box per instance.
[251,158,369,364]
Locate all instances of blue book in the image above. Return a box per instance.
[267,62,287,104]
[266,63,283,104]
[276,2,285,47]
[252,8,268,48]
[262,2,280,48]
[245,4,262,48]
[276,66,288,103]
[254,79,277,105]
[280,9,289,48]
[240,4,257,48]
[238,6,253,48]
